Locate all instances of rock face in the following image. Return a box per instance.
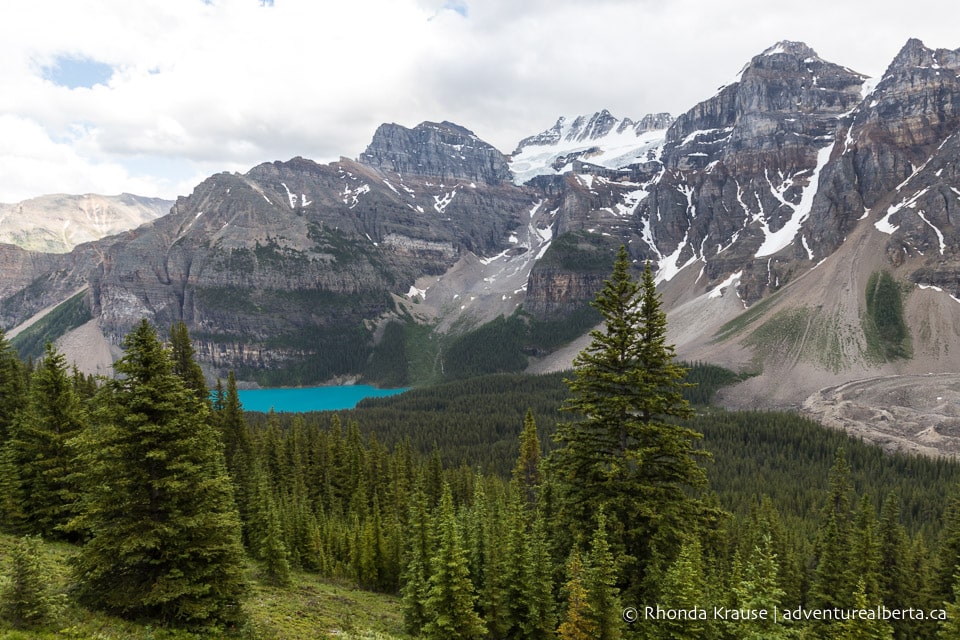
[358,121,512,185]
[0,193,171,253]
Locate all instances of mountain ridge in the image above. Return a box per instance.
[3,38,960,455]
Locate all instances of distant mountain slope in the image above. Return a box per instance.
[0,193,171,253]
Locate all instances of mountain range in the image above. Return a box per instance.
[3,38,960,455]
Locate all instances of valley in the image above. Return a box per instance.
[2,38,960,460]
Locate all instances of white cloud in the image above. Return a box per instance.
[0,0,958,201]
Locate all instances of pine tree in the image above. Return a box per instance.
[0,535,58,629]
[6,343,85,538]
[548,246,708,597]
[422,483,486,640]
[69,320,246,627]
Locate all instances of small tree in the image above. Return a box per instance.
[558,548,599,640]
[422,484,486,640]
[0,535,58,629]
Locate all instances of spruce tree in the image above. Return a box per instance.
[0,535,58,629]
[549,246,707,597]
[811,448,855,612]
[558,548,599,640]
[261,499,292,587]
[584,512,622,640]
[657,536,711,640]
[70,319,246,627]
[513,409,542,507]
[401,481,433,636]
[422,483,486,640]
[0,329,25,444]
[169,321,208,404]
[732,534,791,640]
[939,569,960,639]
[834,579,894,640]
[520,509,557,640]
[6,343,85,538]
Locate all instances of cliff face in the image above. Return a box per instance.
[359,121,512,185]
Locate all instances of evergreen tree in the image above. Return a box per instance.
[833,579,894,640]
[70,319,246,627]
[878,494,908,616]
[850,495,883,604]
[939,569,960,639]
[558,548,599,640]
[0,535,58,629]
[520,509,557,640]
[261,499,292,587]
[6,343,85,538]
[656,536,710,640]
[401,481,433,636]
[0,442,25,532]
[584,512,622,640]
[940,491,960,603]
[549,247,708,598]
[513,408,542,507]
[169,321,208,404]
[422,483,486,640]
[731,534,792,640]
[0,329,25,444]
[811,448,854,612]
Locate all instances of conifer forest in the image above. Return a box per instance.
[4,249,960,639]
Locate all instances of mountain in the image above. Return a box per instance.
[509,110,672,184]
[4,38,960,456]
[0,193,171,253]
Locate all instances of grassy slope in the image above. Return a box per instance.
[0,533,407,640]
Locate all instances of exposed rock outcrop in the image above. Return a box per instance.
[358,121,512,185]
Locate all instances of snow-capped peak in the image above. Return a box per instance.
[509,110,672,185]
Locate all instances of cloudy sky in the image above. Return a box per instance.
[0,0,956,203]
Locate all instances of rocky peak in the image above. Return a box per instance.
[663,41,865,172]
[358,120,512,185]
[621,112,674,134]
[886,38,960,71]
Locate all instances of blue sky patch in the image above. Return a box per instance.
[444,1,468,17]
[43,56,114,89]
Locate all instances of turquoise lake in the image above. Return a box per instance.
[236,385,408,413]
